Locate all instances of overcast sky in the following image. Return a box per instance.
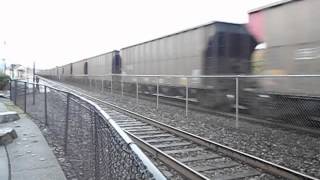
[0,0,279,69]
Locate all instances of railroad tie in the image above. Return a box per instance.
[153,142,192,149]
[164,147,203,155]
[178,154,221,163]
[144,137,181,143]
[193,162,238,172]
[210,170,261,180]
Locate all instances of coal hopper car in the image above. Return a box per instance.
[120,21,257,107]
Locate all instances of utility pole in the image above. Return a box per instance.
[33,61,36,83]
[2,41,6,75]
[1,58,5,74]
[11,64,15,79]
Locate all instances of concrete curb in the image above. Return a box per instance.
[0,112,20,124]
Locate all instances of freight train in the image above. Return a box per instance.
[40,22,257,108]
[39,16,320,121]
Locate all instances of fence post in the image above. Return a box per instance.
[235,76,239,128]
[95,79,97,91]
[24,82,27,113]
[9,80,12,101]
[64,93,70,153]
[93,111,100,179]
[110,75,113,94]
[156,76,159,109]
[44,86,48,126]
[101,78,104,93]
[121,75,124,97]
[185,78,189,117]
[14,80,17,105]
[136,77,139,104]
[32,83,35,105]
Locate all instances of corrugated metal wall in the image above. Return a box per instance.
[87,52,113,75]
[121,24,214,76]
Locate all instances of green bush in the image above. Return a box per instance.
[0,74,10,90]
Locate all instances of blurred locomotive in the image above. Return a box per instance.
[40,0,320,120]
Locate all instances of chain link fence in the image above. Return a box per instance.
[9,79,166,180]
[238,76,320,129]
[49,74,320,130]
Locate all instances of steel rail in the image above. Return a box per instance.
[40,77,319,180]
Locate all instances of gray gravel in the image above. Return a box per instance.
[24,91,79,180]
[46,80,320,179]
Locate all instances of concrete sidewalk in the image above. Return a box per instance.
[0,97,66,180]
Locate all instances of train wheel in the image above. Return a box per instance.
[247,95,300,120]
[197,89,232,112]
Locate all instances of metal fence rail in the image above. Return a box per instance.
[9,79,165,180]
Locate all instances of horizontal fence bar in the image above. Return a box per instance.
[37,74,320,78]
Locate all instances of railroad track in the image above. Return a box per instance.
[39,77,318,180]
